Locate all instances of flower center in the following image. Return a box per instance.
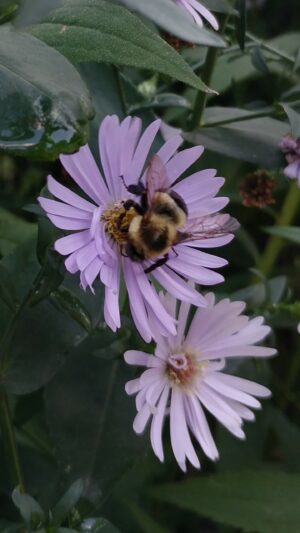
[101,203,137,244]
[166,352,200,388]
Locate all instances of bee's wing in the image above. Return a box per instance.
[146,155,170,204]
[178,213,239,243]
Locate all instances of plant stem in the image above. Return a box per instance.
[189,15,228,130]
[0,391,25,492]
[113,66,127,115]
[257,181,300,276]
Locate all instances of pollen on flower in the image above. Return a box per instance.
[166,352,206,388]
[101,203,137,244]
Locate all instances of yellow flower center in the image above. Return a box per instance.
[101,203,137,244]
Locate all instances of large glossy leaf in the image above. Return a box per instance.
[150,470,300,533]
[115,0,225,47]
[45,340,146,499]
[30,0,210,92]
[185,107,288,167]
[0,25,93,161]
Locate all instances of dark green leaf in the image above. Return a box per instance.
[150,470,300,533]
[267,406,300,471]
[52,479,84,526]
[45,341,146,499]
[264,225,300,244]
[0,257,99,394]
[126,501,169,533]
[50,288,93,333]
[12,487,45,529]
[250,46,270,74]
[281,103,300,138]
[185,107,287,167]
[30,0,211,93]
[0,25,93,161]
[0,263,18,312]
[0,208,36,258]
[30,252,64,306]
[116,0,226,47]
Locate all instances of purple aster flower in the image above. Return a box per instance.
[175,0,219,30]
[124,292,276,471]
[280,134,300,186]
[39,115,237,341]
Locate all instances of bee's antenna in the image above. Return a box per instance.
[120,174,129,191]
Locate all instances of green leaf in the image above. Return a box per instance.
[250,46,270,74]
[185,107,287,167]
[281,103,300,138]
[150,470,300,533]
[52,479,84,526]
[12,487,45,529]
[126,501,169,533]
[264,225,300,244]
[50,288,93,333]
[0,263,18,312]
[0,25,93,161]
[80,518,121,533]
[212,33,300,94]
[0,208,36,258]
[1,243,99,394]
[45,341,146,499]
[116,0,226,47]
[30,0,211,93]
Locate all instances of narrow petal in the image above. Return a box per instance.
[170,388,200,471]
[150,385,170,462]
[165,146,204,185]
[129,119,161,180]
[152,266,207,307]
[47,175,96,212]
[55,230,92,255]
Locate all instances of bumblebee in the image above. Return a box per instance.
[116,155,238,274]
[118,156,188,273]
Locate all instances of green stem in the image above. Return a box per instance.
[257,182,300,276]
[113,66,127,115]
[189,15,229,130]
[0,392,25,491]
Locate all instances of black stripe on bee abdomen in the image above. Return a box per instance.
[152,202,179,223]
[139,225,169,252]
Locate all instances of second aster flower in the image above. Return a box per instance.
[124,293,276,471]
[39,115,237,341]
[280,134,300,186]
[175,0,219,30]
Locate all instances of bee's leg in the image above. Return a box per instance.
[144,254,169,274]
[120,175,146,197]
[123,199,144,215]
[126,243,145,262]
[171,246,178,258]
